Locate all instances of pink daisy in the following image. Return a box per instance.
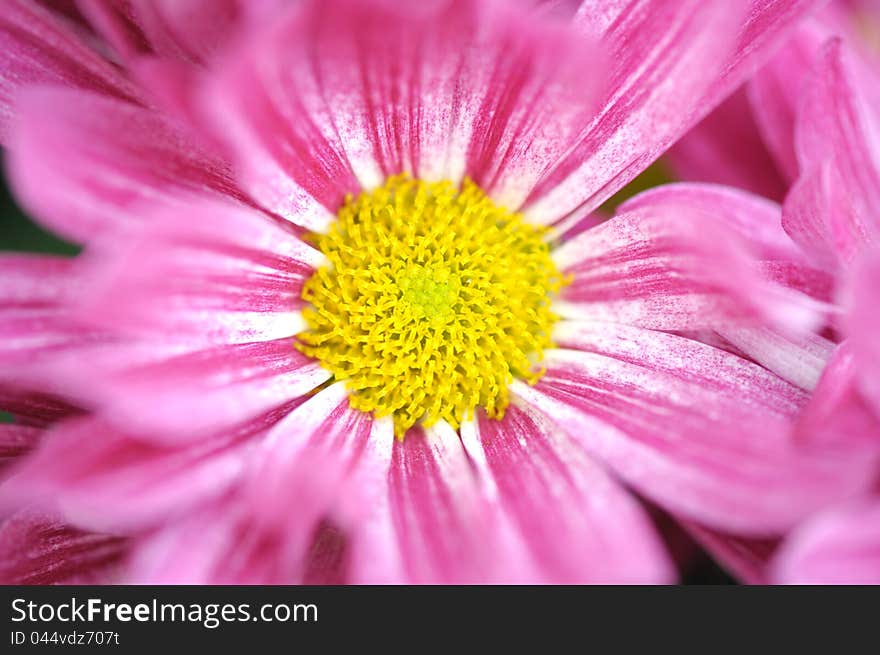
[1,0,872,583]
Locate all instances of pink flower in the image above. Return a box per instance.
[2,0,870,583]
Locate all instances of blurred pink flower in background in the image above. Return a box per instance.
[668,0,880,583]
[0,0,877,584]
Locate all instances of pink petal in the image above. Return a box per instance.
[0,511,125,584]
[783,39,880,264]
[516,323,877,534]
[0,0,140,144]
[553,184,826,332]
[781,163,842,270]
[0,404,299,532]
[130,384,390,583]
[77,197,321,346]
[460,403,674,583]
[842,249,880,416]
[747,19,831,182]
[94,338,329,442]
[526,0,823,227]
[377,421,531,584]
[76,0,251,64]
[617,183,808,260]
[716,326,834,391]
[665,88,789,201]
[244,383,379,534]
[772,498,880,584]
[205,0,601,228]
[793,342,880,449]
[6,87,251,245]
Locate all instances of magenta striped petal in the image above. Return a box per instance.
[514,324,877,534]
[552,184,826,332]
[665,89,789,201]
[525,0,824,227]
[0,511,125,584]
[0,404,302,532]
[460,403,674,583]
[374,421,533,584]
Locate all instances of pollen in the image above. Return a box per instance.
[296,174,566,438]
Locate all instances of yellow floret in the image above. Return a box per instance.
[296,174,566,438]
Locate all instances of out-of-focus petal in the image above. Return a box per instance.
[0,405,301,532]
[76,198,320,346]
[0,511,125,584]
[681,521,777,584]
[772,498,880,584]
[716,326,834,391]
[76,0,262,64]
[0,386,79,428]
[552,184,827,332]
[793,342,880,450]
[0,255,106,392]
[747,19,831,182]
[6,87,251,245]
[129,384,389,583]
[526,0,823,228]
[783,39,880,264]
[665,88,789,201]
[0,0,140,144]
[91,339,329,443]
[0,423,40,467]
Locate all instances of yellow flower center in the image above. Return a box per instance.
[296,174,565,438]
